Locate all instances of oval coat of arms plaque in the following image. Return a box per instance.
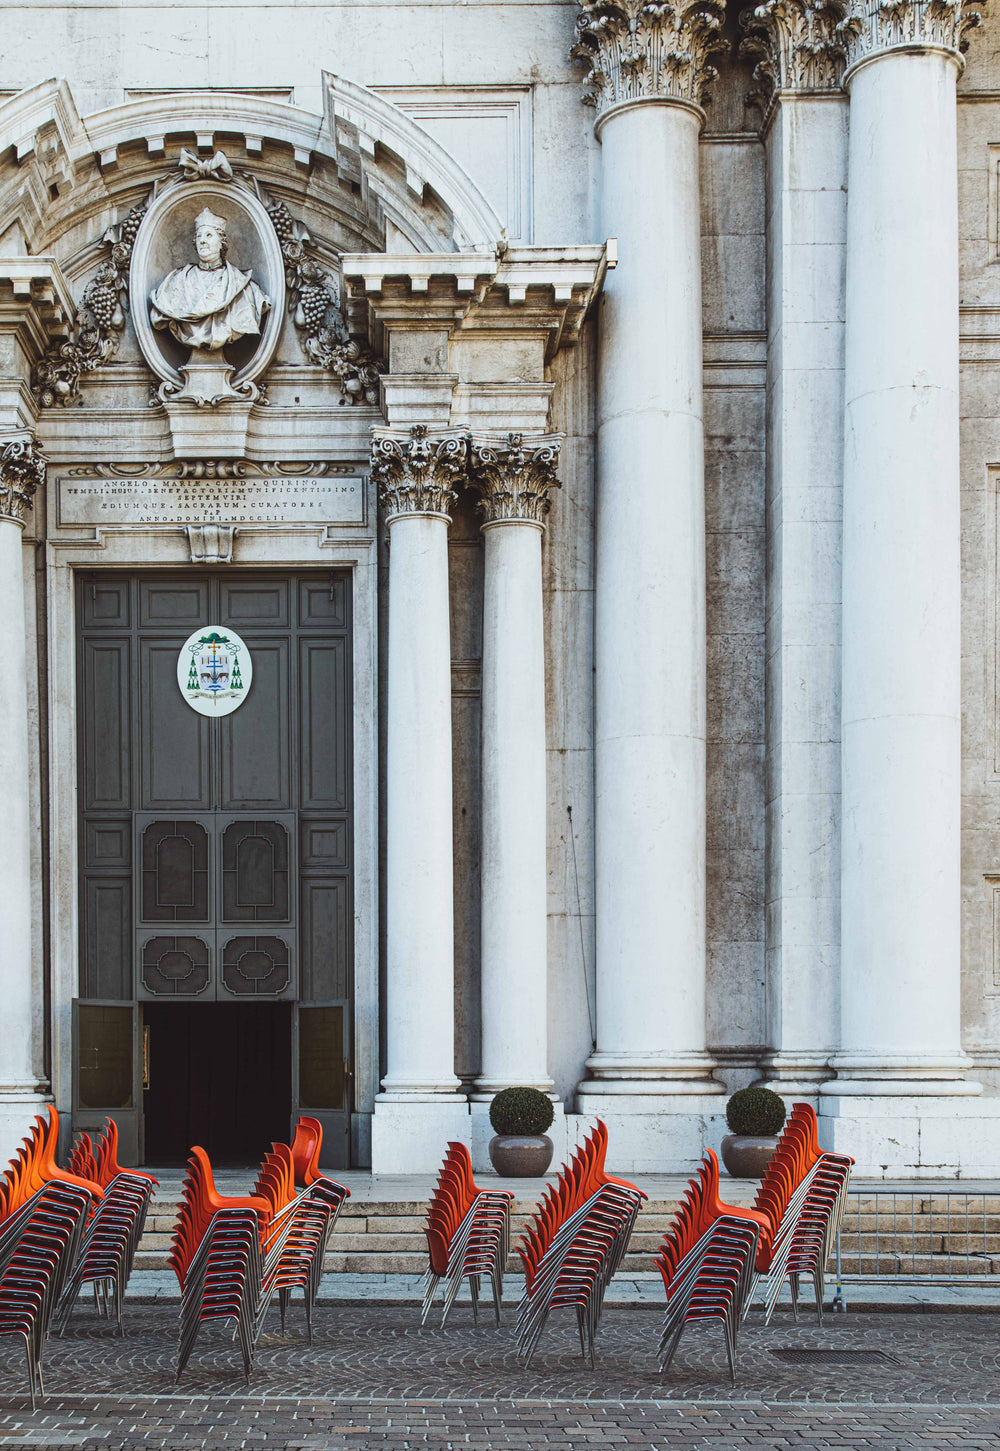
[177,626,253,716]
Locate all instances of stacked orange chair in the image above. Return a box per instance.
[515,1120,644,1366]
[653,1102,854,1383]
[55,1120,158,1336]
[171,1120,349,1383]
[422,1142,513,1327]
[745,1103,853,1325]
[0,1108,102,1406]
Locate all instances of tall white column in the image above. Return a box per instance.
[741,4,850,1095]
[468,434,561,1096]
[574,0,726,1124]
[828,4,980,1102]
[370,425,470,1172]
[0,439,47,1163]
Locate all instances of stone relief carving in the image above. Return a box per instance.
[839,0,985,67]
[149,206,270,353]
[572,0,729,115]
[65,459,349,479]
[467,433,562,525]
[265,194,380,406]
[32,150,380,411]
[739,0,850,97]
[0,438,46,523]
[186,523,236,564]
[371,425,467,516]
[33,202,147,407]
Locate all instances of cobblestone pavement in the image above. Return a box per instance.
[0,1306,999,1448]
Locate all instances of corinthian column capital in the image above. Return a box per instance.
[371,425,467,519]
[572,0,728,120]
[740,0,850,98]
[840,0,985,73]
[0,438,45,526]
[467,433,562,527]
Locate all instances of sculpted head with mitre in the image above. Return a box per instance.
[149,206,270,352]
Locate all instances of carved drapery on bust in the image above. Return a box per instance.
[149,206,270,352]
[839,0,985,69]
[371,425,467,518]
[0,439,45,525]
[467,433,562,526]
[740,0,850,97]
[572,0,728,116]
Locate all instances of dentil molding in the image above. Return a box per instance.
[740,0,850,98]
[0,438,45,524]
[467,433,562,526]
[371,425,467,518]
[572,0,729,118]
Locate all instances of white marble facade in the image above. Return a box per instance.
[1,0,1000,1179]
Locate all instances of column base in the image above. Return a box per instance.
[822,1051,981,1097]
[371,1093,470,1174]
[819,1095,1000,1177]
[471,1076,555,1098]
[0,1087,51,1168]
[579,1050,724,1097]
[568,1094,729,1174]
[759,1050,834,1098]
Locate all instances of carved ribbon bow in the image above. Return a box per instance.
[178,148,234,182]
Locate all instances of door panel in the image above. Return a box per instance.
[73,999,141,1163]
[77,571,354,1161]
[294,1001,350,1168]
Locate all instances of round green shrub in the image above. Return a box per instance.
[726,1085,786,1137]
[489,1087,554,1136]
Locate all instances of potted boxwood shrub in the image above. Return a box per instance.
[720,1085,787,1178]
[488,1087,555,1176]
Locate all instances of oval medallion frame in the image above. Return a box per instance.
[177,625,254,717]
[130,179,285,393]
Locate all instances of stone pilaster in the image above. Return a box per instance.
[0,434,47,1161]
[466,433,561,1100]
[370,424,469,1173]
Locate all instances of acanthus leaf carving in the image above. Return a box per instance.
[838,0,986,68]
[371,424,467,517]
[572,0,729,117]
[0,438,45,524]
[467,433,562,525]
[739,0,850,99]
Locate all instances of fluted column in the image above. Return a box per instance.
[467,433,561,1097]
[740,0,849,1094]
[574,0,726,1107]
[0,438,47,1160]
[370,424,470,1171]
[828,0,983,1099]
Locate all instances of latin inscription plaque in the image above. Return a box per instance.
[56,469,366,528]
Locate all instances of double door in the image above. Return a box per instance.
[73,571,354,1166]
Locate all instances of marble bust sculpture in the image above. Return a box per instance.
[149,207,269,351]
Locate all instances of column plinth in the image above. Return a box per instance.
[0,439,48,1164]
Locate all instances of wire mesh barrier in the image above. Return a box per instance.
[833,1191,1000,1309]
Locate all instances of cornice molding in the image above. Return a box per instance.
[467,432,562,526]
[740,0,850,99]
[0,437,44,525]
[572,0,729,119]
[371,424,467,519]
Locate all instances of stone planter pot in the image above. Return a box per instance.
[488,1133,554,1177]
[720,1134,780,1179]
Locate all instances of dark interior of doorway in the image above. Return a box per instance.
[142,1002,292,1166]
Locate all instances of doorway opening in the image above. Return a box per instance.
[142,1002,292,1165]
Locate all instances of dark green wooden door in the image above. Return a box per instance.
[76,571,353,1165]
